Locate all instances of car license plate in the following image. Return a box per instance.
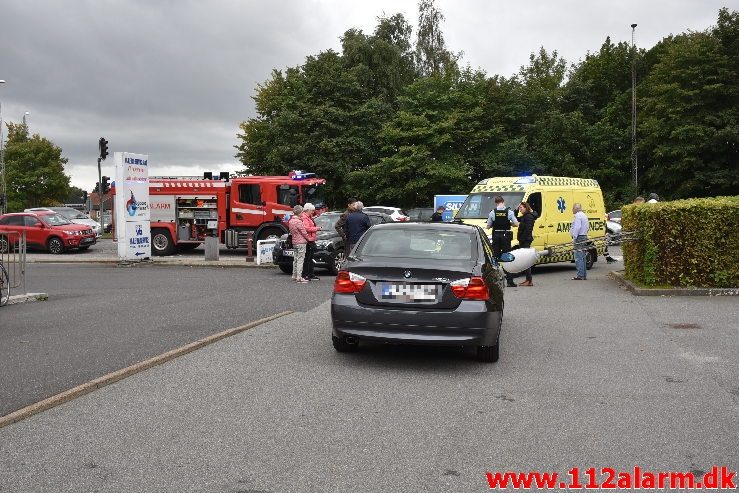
[380,282,438,302]
[81,237,94,244]
[283,249,295,257]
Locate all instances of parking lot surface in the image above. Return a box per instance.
[0,260,736,492]
[0,263,332,416]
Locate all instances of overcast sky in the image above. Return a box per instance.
[0,0,730,190]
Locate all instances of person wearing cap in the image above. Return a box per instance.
[647,193,659,203]
[487,196,519,287]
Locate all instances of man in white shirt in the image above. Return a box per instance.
[570,203,590,280]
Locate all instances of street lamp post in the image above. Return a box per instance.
[0,80,6,214]
[631,23,638,194]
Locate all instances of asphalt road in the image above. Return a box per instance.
[0,259,736,492]
[0,263,332,416]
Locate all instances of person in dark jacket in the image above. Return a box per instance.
[334,197,357,243]
[345,201,371,253]
[430,206,445,222]
[515,202,538,286]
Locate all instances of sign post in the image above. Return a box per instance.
[114,152,151,261]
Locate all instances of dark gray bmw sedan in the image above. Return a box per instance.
[331,222,506,362]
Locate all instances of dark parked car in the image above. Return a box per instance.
[331,222,511,362]
[406,208,435,222]
[272,211,392,275]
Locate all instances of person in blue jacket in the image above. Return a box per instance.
[345,201,371,254]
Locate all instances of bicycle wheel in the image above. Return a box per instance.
[0,264,9,306]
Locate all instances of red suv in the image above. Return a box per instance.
[0,211,97,254]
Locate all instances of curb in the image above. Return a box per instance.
[25,258,277,268]
[0,310,292,429]
[6,293,49,305]
[608,271,739,297]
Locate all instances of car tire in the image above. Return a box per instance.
[278,264,293,274]
[258,227,284,242]
[328,249,345,275]
[477,341,499,363]
[332,335,358,353]
[47,237,65,254]
[0,237,9,254]
[152,229,176,256]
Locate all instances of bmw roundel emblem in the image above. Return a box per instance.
[403,270,412,279]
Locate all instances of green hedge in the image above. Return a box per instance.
[622,196,739,288]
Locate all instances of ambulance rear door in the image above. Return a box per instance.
[540,188,575,248]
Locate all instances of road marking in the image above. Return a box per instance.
[0,311,292,429]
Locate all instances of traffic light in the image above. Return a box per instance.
[82,191,88,203]
[99,137,109,160]
[101,176,111,194]
[94,183,100,194]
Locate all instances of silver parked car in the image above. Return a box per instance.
[25,207,102,237]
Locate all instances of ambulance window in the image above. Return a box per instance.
[527,192,542,216]
[239,184,262,205]
[277,185,300,206]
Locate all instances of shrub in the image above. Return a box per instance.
[622,196,739,288]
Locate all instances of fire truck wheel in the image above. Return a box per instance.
[258,227,284,242]
[152,229,176,256]
[278,264,293,274]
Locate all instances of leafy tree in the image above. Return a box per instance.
[350,70,493,206]
[639,24,738,198]
[236,4,737,209]
[3,122,70,212]
[236,14,416,205]
[415,0,458,76]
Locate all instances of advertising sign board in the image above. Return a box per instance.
[114,152,151,260]
[433,195,468,222]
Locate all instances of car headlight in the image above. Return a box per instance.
[315,239,332,249]
[63,230,80,236]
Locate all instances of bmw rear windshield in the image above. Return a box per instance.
[356,228,478,261]
[456,193,524,219]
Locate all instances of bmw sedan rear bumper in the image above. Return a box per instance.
[331,294,501,346]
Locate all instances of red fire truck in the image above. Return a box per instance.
[114,171,326,256]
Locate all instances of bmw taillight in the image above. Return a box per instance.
[333,271,366,294]
[450,277,489,300]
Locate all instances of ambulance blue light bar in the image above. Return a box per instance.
[290,170,316,180]
[514,176,537,184]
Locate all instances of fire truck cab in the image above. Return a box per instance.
[143,171,326,256]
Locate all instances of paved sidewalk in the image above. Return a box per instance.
[0,261,736,492]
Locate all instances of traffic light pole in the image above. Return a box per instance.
[97,157,104,233]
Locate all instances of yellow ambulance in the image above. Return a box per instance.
[455,175,607,268]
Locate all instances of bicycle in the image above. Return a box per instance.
[0,261,8,306]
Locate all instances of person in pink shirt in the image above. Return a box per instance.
[301,203,320,281]
[288,205,310,282]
